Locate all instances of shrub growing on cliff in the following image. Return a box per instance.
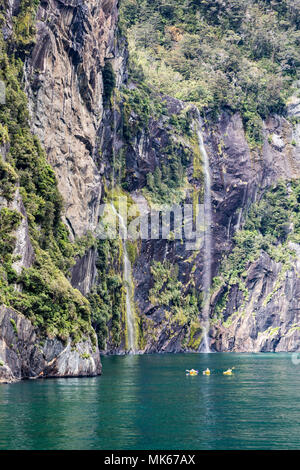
[0,158,18,201]
[12,249,93,343]
[102,61,116,104]
[0,208,22,261]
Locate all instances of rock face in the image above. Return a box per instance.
[25,0,120,238]
[71,247,97,295]
[0,306,101,384]
[207,111,300,269]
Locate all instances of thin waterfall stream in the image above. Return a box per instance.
[110,74,136,354]
[196,117,212,353]
[111,204,136,354]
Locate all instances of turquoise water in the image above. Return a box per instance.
[0,353,299,450]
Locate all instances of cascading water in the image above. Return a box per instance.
[196,115,212,353]
[109,53,136,354]
[111,204,136,354]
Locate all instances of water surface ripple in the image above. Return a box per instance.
[0,353,299,450]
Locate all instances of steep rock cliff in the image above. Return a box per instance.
[25,0,120,239]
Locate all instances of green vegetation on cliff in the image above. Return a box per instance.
[120,0,300,144]
[149,260,203,349]
[118,84,194,204]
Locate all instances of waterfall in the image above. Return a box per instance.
[109,49,136,353]
[111,204,136,354]
[196,116,212,353]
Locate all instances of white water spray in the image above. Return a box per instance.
[196,117,212,353]
[111,204,136,354]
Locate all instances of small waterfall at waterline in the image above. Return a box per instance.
[110,204,136,354]
[196,119,212,353]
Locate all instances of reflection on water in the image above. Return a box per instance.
[0,353,299,450]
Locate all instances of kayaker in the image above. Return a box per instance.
[186,369,199,376]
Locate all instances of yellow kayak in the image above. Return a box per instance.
[203,368,211,376]
[186,369,199,376]
[223,368,234,375]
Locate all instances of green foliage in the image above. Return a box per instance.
[145,152,189,204]
[120,0,300,144]
[120,82,191,203]
[0,39,63,250]
[102,61,116,104]
[142,136,191,205]
[10,318,18,336]
[187,320,202,350]
[0,208,22,262]
[150,261,200,316]
[0,123,9,144]
[10,249,93,343]
[81,353,90,360]
[0,158,18,201]
[122,86,153,140]
[149,259,203,349]
[112,85,162,187]
[150,260,182,307]
[126,240,138,264]
[244,180,294,241]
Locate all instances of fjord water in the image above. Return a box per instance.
[0,353,299,450]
